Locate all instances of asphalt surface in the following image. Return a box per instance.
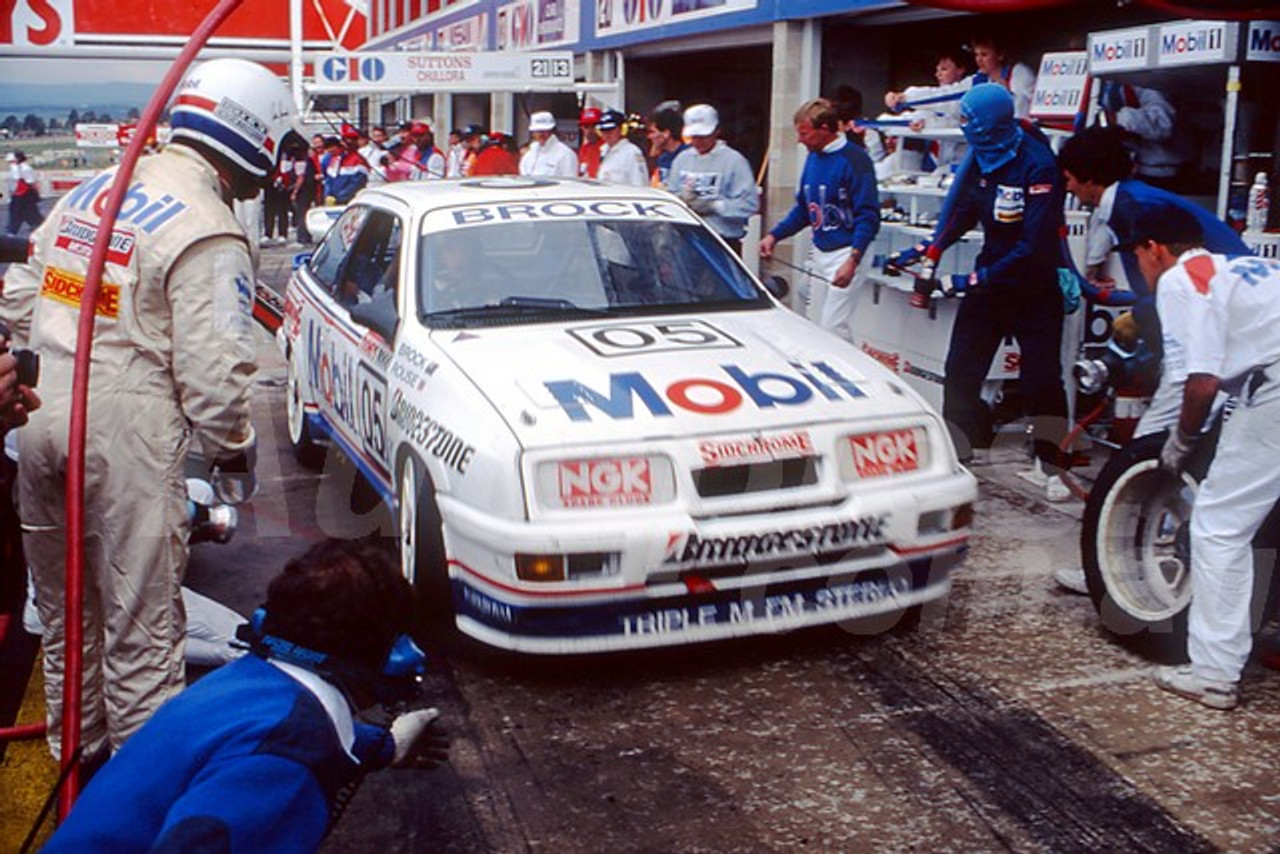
[5,236,1280,852]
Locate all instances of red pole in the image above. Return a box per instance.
[58,0,245,818]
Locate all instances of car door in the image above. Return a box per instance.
[300,203,403,492]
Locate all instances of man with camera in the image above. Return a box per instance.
[0,58,297,767]
[0,323,39,432]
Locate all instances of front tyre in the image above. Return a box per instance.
[397,456,452,626]
[1081,433,1194,658]
[286,347,325,470]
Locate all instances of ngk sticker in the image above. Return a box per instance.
[849,429,921,479]
[559,458,652,507]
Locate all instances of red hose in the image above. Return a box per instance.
[1057,399,1108,503]
[58,0,245,817]
[906,0,1271,15]
[1135,0,1279,20]
[903,0,1082,11]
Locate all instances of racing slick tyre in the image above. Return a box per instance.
[1081,432,1195,659]
[397,455,453,630]
[286,346,326,470]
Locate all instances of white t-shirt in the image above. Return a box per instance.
[1158,249,1280,388]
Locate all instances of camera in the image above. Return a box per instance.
[1073,339,1157,395]
[0,321,39,388]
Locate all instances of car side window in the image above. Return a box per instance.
[308,205,368,292]
[309,206,403,313]
[338,212,402,310]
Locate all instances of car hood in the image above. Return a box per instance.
[431,309,933,448]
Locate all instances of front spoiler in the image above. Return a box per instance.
[451,548,964,654]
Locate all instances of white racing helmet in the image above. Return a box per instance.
[169,57,299,179]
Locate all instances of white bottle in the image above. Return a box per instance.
[1247,171,1270,232]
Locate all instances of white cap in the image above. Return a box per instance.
[529,111,557,132]
[4,153,14,163]
[683,104,718,137]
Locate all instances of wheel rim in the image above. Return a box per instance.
[1095,459,1197,622]
[286,354,306,447]
[399,461,418,587]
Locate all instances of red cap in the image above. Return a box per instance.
[340,123,360,140]
[578,107,602,127]
[410,121,431,136]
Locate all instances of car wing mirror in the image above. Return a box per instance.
[349,291,399,343]
[764,274,789,301]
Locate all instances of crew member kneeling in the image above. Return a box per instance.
[45,538,449,852]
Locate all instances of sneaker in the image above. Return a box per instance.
[1152,665,1238,710]
[1052,566,1089,595]
[1046,474,1072,503]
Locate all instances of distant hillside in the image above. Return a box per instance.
[0,81,157,122]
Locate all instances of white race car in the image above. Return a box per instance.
[280,177,976,654]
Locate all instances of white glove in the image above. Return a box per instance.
[390,707,449,768]
[1160,427,1195,476]
[211,430,258,505]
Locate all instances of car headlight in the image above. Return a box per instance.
[533,454,677,511]
[838,425,930,481]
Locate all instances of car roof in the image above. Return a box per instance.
[357,176,669,215]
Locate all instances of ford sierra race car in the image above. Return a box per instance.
[280,177,977,654]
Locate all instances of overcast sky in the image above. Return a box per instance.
[0,57,170,87]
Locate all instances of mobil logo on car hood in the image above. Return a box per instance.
[432,310,927,447]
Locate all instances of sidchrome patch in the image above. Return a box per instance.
[40,268,121,319]
[698,430,813,467]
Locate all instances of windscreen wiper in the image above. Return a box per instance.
[425,297,608,324]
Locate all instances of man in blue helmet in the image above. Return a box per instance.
[0,58,298,767]
[910,83,1069,469]
[45,539,449,852]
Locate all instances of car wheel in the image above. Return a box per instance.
[397,456,452,625]
[1081,433,1192,658]
[286,348,325,470]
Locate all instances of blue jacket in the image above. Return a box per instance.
[770,137,879,255]
[46,655,394,854]
[1109,178,1250,298]
[322,150,370,204]
[930,131,1064,291]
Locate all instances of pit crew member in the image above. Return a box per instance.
[44,539,448,852]
[0,57,292,764]
[1126,204,1280,710]
[758,97,879,340]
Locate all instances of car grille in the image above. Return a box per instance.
[647,545,888,586]
[692,457,819,498]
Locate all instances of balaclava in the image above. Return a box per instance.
[961,83,1023,174]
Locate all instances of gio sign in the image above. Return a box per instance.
[321,55,387,84]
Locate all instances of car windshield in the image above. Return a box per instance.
[418,218,767,326]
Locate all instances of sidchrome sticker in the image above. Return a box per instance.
[664,514,888,568]
[54,216,137,267]
[698,430,813,467]
[40,268,121,319]
[847,428,923,479]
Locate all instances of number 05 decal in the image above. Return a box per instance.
[567,320,742,357]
